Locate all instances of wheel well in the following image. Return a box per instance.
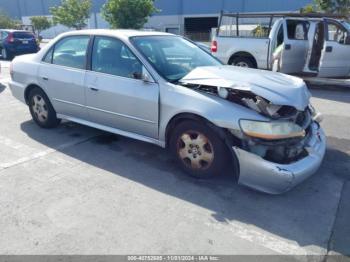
[165,113,233,148]
[165,113,240,179]
[228,52,257,68]
[24,84,42,105]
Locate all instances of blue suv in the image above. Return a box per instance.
[0,30,39,60]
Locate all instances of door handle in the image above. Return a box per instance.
[42,77,49,81]
[89,86,99,91]
[285,44,292,50]
[325,46,333,52]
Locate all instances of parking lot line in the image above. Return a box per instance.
[0,135,96,170]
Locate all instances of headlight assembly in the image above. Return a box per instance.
[239,120,306,140]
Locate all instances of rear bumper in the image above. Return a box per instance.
[8,80,26,104]
[234,122,326,194]
[5,46,38,56]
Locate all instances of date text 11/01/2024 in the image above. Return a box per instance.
[127,255,220,261]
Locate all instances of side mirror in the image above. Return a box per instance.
[132,66,154,83]
[141,66,154,83]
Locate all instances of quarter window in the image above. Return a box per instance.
[52,36,90,69]
[43,48,53,63]
[91,36,142,79]
[2,31,8,40]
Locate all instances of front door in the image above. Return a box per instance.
[38,35,90,120]
[318,19,350,77]
[84,36,159,139]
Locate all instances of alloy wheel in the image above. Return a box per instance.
[177,131,214,170]
[235,61,249,67]
[31,95,48,123]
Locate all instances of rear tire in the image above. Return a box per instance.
[230,57,255,68]
[1,48,12,60]
[169,120,231,179]
[28,87,61,128]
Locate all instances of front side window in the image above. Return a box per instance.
[327,22,348,44]
[131,36,222,82]
[52,36,90,69]
[91,36,143,79]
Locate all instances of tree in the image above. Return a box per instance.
[300,4,317,13]
[102,0,159,29]
[30,16,51,36]
[302,0,350,16]
[0,11,20,29]
[50,0,91,30]
[317,0,350,15]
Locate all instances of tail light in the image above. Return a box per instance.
[211,40,218,53]
[7,32,14,43]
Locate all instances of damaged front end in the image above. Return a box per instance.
[180,82,315,164]
[179,66,326,193]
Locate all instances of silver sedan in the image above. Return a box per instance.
[9,29,326,194]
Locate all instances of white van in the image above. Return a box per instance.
[212,12,350,78]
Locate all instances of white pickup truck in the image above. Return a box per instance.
[211,12,350,78]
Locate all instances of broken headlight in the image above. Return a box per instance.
[239,120,306,140]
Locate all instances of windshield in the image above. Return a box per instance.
[131,36,222,82]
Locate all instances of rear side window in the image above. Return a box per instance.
[286,20,309,40]
[52,36,90,69]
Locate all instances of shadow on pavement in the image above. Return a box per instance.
[311,89,350,104]
[0,82,6,93]
[20,120,350,256]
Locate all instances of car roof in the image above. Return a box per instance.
[59,29,174,38]
[0,29,32,32]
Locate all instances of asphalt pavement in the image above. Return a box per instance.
[0,59,349,260]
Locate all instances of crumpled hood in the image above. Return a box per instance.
[180,66,311,111]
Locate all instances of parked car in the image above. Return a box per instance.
[9,30,326,194]
[0,30,39,60]
[212,12,350,78]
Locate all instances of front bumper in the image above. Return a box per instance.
[233,122,326,194]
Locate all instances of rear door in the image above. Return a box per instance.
[318,19,350,77]
[279,19,309,74]
[38,35,90,120]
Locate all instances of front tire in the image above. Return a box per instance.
[28,87,61,128]
[170,120,231,179]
